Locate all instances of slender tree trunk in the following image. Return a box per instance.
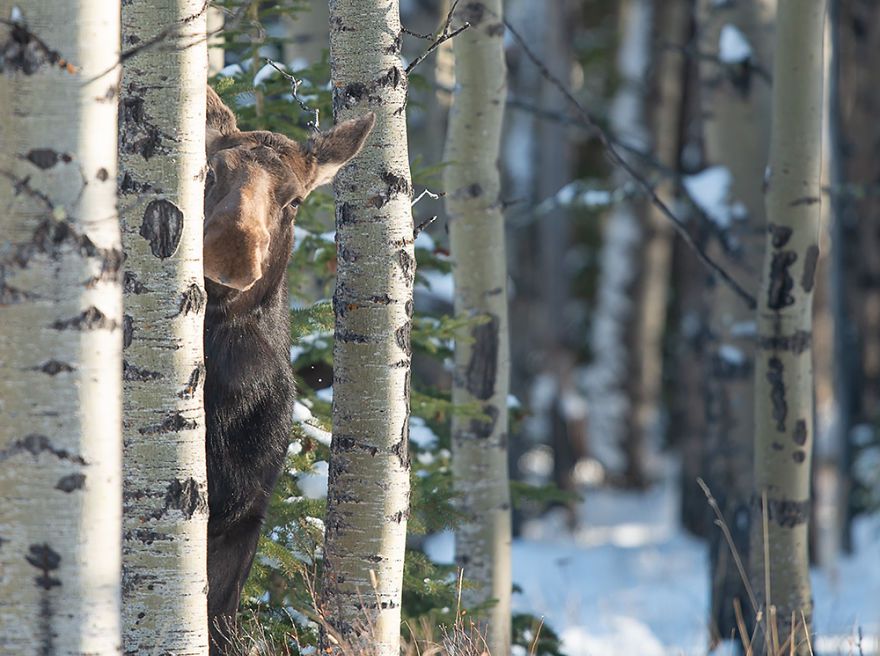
[626,0,689,488]
[207,5,224,75]
[0,2,123,651]
[320,2,414,653]
[585,0,653,484]
[751,1,825,651]
[696,0,775,644]
[444,3,511,654]
[118,2,209,653]
[835,0,880,554]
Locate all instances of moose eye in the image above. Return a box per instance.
[287,197,302,210]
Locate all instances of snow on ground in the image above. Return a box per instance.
[424,461,880,655]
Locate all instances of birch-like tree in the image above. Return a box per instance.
[751,1,825,650]
[0,2,122,651]
[443,2,511,653]
[584,0,653,485]
[320,2,414,653]
[118,2,209,652]
[696,0,775,643]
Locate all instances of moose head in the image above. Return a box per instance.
[203,86,375,297]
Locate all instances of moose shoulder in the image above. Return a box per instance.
[202,86,373,653]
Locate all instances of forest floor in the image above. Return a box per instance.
[424,462,880,656]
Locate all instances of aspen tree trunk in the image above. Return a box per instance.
[585,0,652,484]
[0,2,122,652]
[751,1,824,651]
[627,0,689,486]
[118,2,209,653]
[834,0,880,554]
[207,5,224,75]
[443,3,511,654]
[696,0,775,643]
[320,2,414,653]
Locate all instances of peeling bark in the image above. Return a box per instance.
[0,2,123,651]
[320,2,414,654]
[119,1,209,653]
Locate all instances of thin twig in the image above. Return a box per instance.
[697,478,759,614]
[405,1,471,75]
[498,13,758,310]
[413,216,438,239]
[265,58,320,132]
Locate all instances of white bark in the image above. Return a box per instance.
[584,0,652,480]
[119,1,209,653]
[752,1,825,651]
[320,2,414,654]
[0,2,122,652]
[444,2,511,654]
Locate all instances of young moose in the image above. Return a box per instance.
[203,87,374,652]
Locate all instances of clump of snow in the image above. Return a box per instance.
[315,387,333,403]
[296,460,328,499]
[218,63,243,78]
[409,416,438,449]
[729,320,757,338]
[415,270,454,303]
[291,401,331,446]
[718,344,746,366]
[10,5,23,23]
[683,166,737,229]
[719,24,753,64]
[254,61,283,86]
[507,394,521,409]
[414,231,435,251]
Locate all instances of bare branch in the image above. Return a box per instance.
[498,12,758,310]
[264,59,321,132]
[404,0,471,75]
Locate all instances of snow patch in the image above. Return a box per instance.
[409,416,438,449]
[683,166,736,229]
[296,461,328,499]
[719,24,753,64]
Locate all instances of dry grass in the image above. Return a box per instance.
[221,566,547,656]
[698,478,815,656]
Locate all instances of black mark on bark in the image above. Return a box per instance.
[336,329,370,344]
[460,1,487,25]
[121,95,163,159]
[170,283,206,318]
[51,306,117,331]
[395,321,412,356]
[178,365,204,399]
[55,473,85,493]
[120,172,158,195]
[26,543,61,589]
[123,271,148,294]
[138,411,197,435]
[758,330,811,354]
[0,22,74,75]
[754,495,810,527]
[792,451,806,463]
[793,419,808,446]
[123,360,162,381]
[382,170,411,198]
[164,478,207,519]
[766,357,787,432]
[469,404,500,439]
[466,315,499,400]
[789,196,820,207]
[801,245,819,293]
[140,199,183,259]
[123,314,134,349]
[36,360,74,376]
[0,434,86,464]
[24,149,65,170]
[767,250,797,310]
[768,224,793,249]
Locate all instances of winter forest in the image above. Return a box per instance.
[1,0,878,654]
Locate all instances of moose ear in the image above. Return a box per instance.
[307,113,376,189]
[206,85,238,155]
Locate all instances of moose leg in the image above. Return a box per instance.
[207,515,264,655]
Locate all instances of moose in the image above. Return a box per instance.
[202,86,374,652]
